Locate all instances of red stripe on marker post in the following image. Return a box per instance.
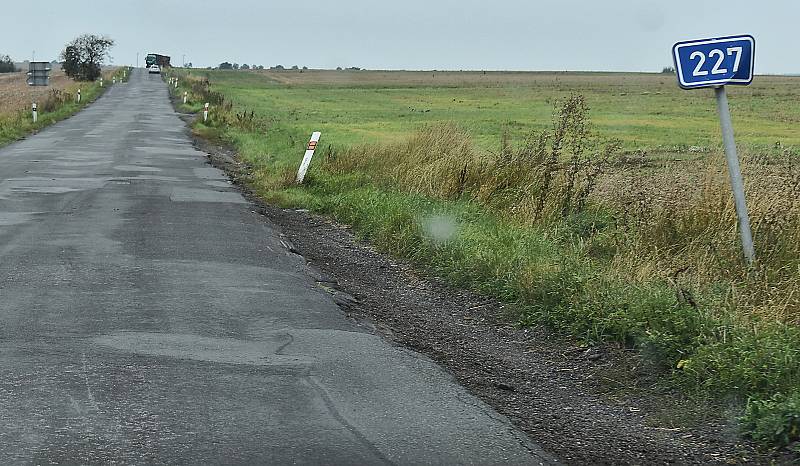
[297,132,322,183]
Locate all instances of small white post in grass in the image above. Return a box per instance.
[296,132,322,183]
[100,77,103,87]
[203,103,209,122]
[174,78,178,89]
[113,76,116,85]
[77,89,81,103]
[183,91,188,104]
[123,70,126,80]
[32,103,37,123]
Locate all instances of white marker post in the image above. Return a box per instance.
[203,103,209,122]
[100,77,103,87]
[77,89,81,103]
[31,103,37,123]
[174,79,178,89]
[113,76,116,85]
[183,91,188,104]
[296,132,322,183]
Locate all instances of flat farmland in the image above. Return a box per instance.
[0,69,76,116]
[199,69,800,153]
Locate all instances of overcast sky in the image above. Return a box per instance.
[4,0,799,73]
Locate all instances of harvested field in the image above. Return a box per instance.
[0,69,77,116]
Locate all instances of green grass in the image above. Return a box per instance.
[170,68,800,453]
[0,68,129,147]
[180,69,800,155]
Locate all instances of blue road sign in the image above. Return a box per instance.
[672,35,755,89]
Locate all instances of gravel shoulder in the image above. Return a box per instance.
[177,108,784,464]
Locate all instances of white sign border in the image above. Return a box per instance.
[672,35,755,89]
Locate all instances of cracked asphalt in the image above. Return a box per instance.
[0,69,555,465]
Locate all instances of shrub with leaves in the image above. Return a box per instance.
[742,391,800,451]
[0,54,15,73]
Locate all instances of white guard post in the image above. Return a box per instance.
[113,76,116,85]
[32,103,37,123]
[174,79,178,89]
[77,89,81,102]
[100,77,103,87]
[296,132,322,183]
[203,103,209,122]
[183,91,188,104]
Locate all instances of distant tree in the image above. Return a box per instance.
[291,65,299,70]
[186,62,193,68]
[241,63,250,70]
[302,66,308,70]
[336,67,342,71]
[60,34,114,81]
[662,66,676,74]
[256,65,264,70]
[271,65,285,70]
[233,63,240,70]
[0,54,15,73]
[219,62,233,70]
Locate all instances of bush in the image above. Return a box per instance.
[742,391,800,451]
[61,34,114,81]
[0,54,15,73]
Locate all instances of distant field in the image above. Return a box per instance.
[193,69,800,153]
[0,69,77,116]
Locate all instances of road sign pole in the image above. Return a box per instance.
[714,86,755,266]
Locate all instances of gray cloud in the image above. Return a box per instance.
[4,0,798,73]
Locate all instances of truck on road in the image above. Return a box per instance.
[145,54,171,68]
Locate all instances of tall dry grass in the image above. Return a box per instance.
[327,96,620,224]
[324,95,800,326]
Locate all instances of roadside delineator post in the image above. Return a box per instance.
[32,103,37,123]
[77,89,81,103]
[174,79,178,89]
[203,103,209,122]
[183,91,188,104]
[296,132,322,183]
[100,77,103,87]
[113,76,116,85]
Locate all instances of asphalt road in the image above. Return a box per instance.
[0,69,554,465]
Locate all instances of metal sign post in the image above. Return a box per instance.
[715,87,755,265]
[672,34,756,266]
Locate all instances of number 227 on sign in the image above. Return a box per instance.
[672,35,755,89]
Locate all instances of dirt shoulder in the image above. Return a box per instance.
[177,106,784,464]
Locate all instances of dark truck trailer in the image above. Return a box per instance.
[145,54,171,68]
